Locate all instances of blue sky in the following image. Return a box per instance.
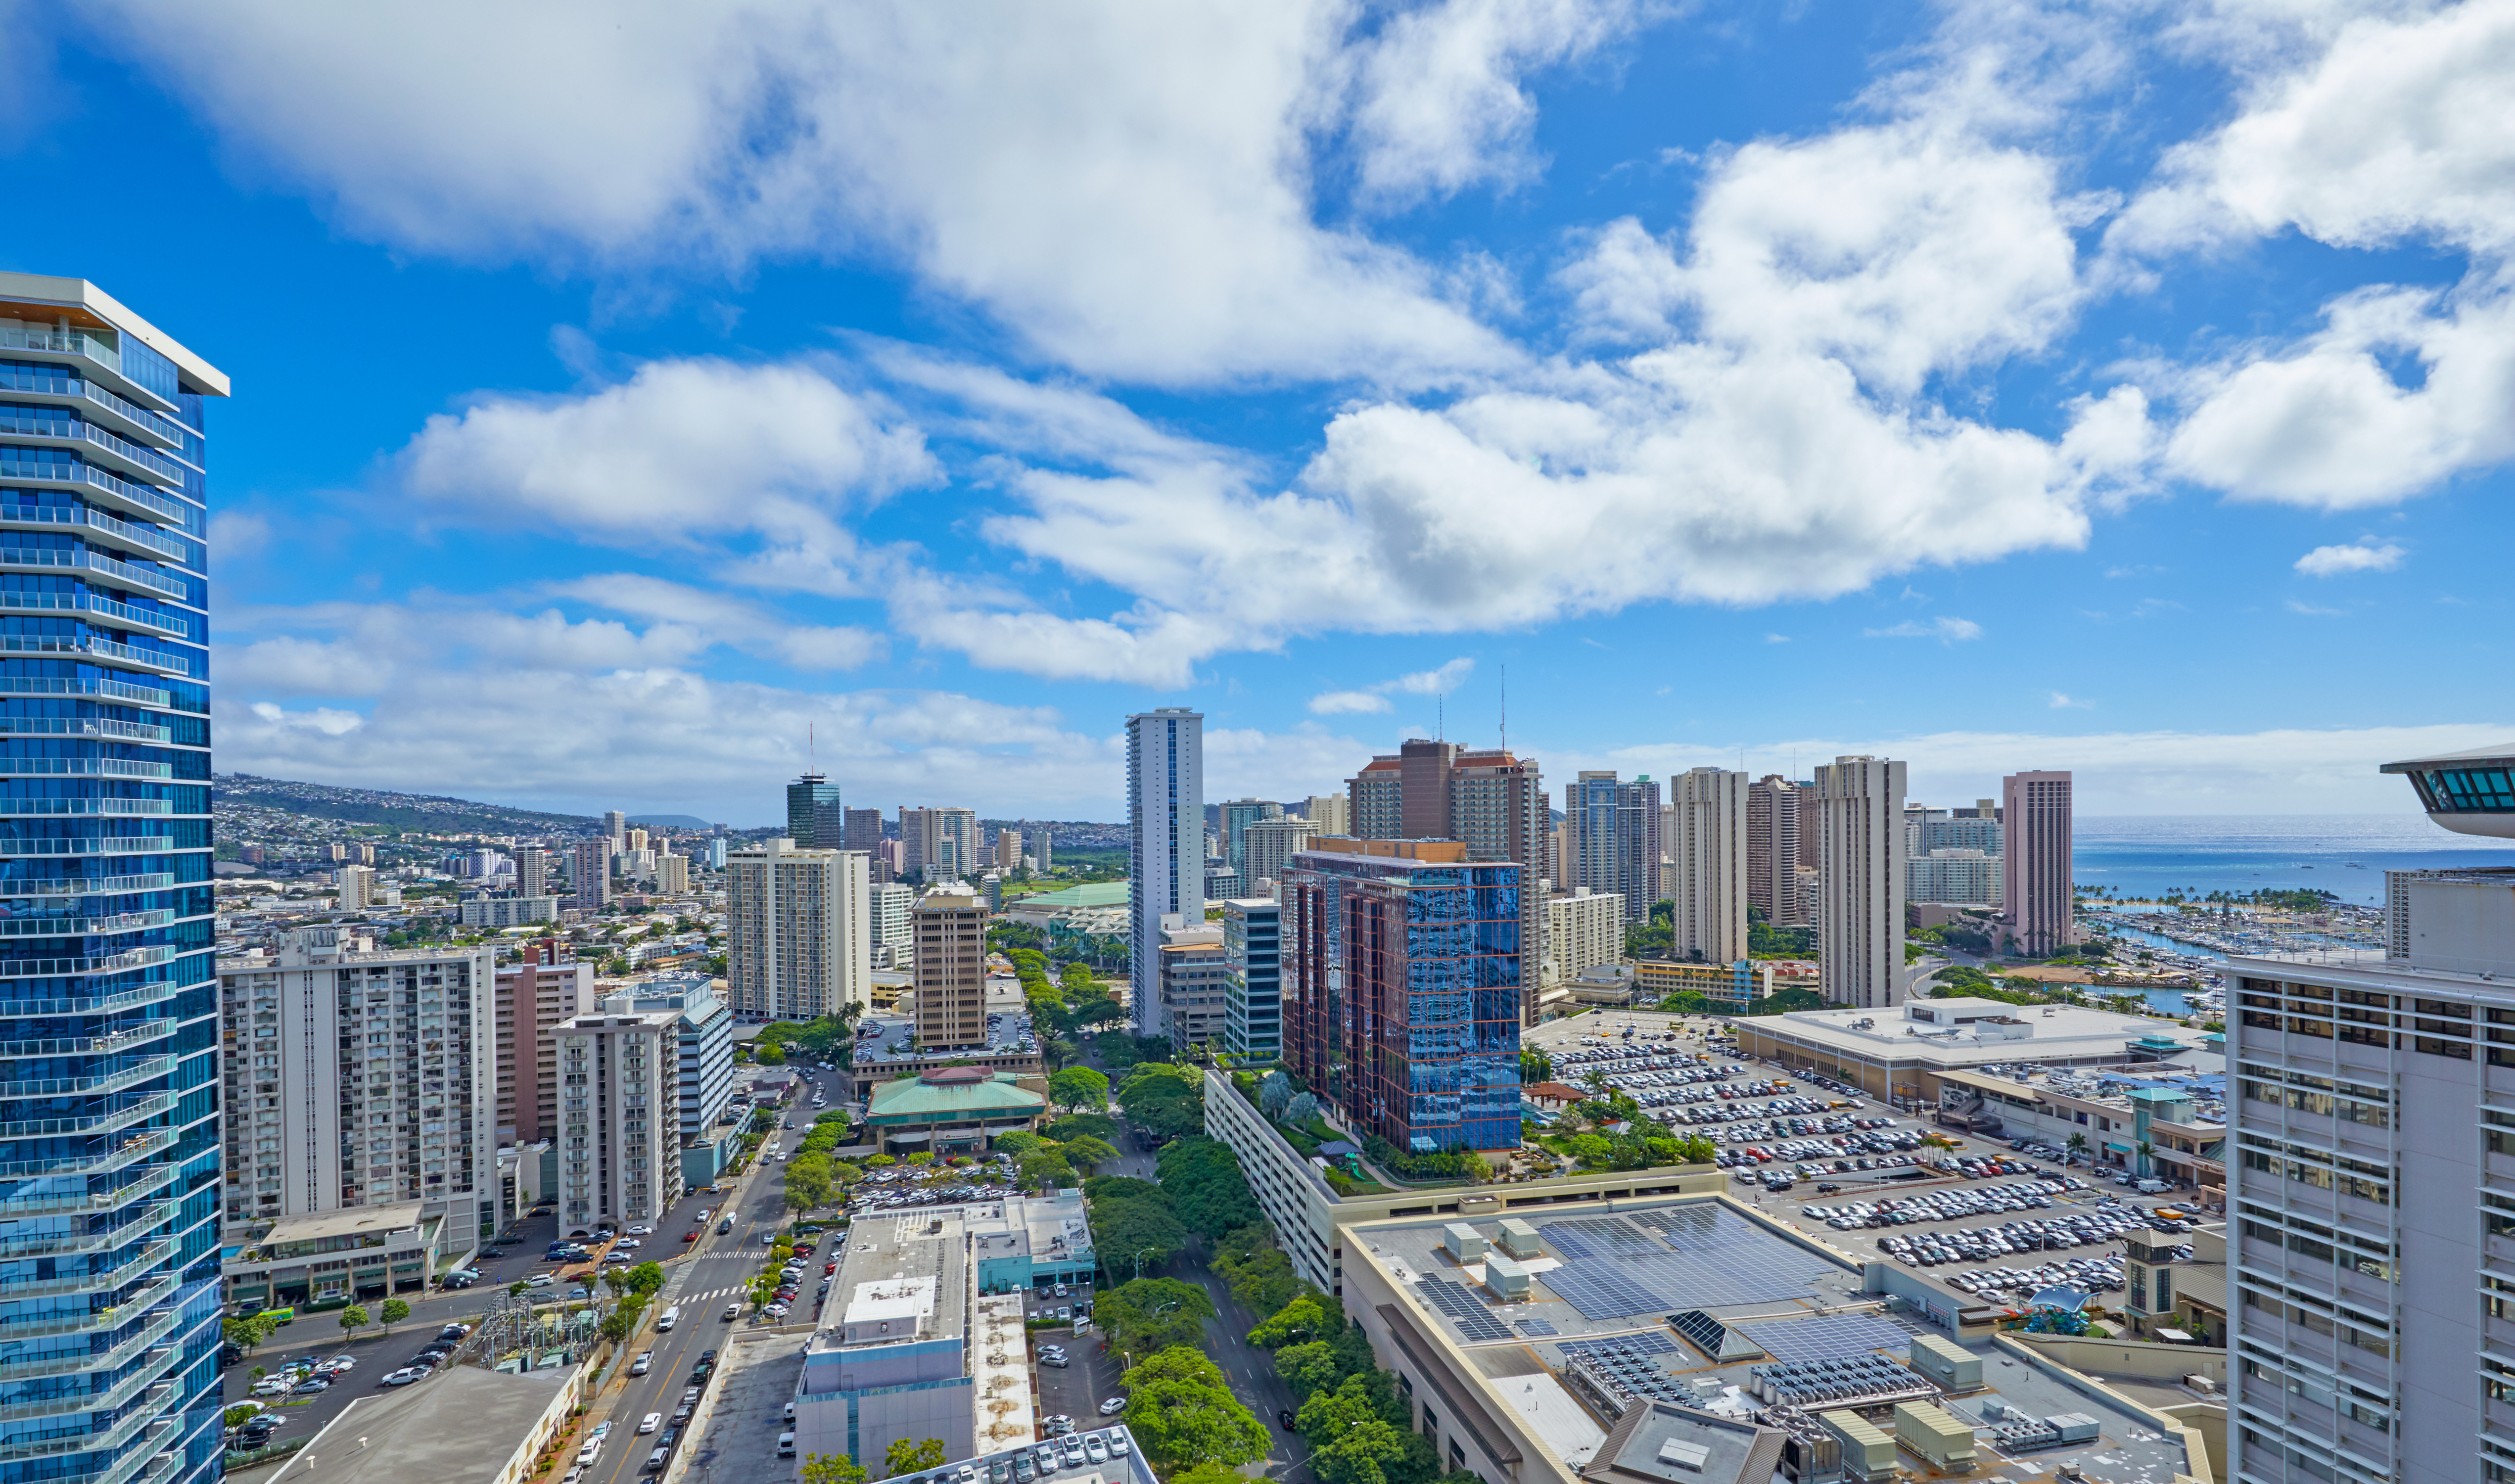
[13,0,2511,823]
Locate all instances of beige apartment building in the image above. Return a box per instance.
[913,884,988,1049]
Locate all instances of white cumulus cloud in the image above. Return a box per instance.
[1864,616,1985,642]
[2293,539,2405,576]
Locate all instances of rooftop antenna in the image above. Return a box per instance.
[1499,665,1507,754]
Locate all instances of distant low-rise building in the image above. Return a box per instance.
[863,1067,1045,1158]
[459,894,561,928]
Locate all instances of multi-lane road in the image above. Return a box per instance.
[224,1064,846,1473]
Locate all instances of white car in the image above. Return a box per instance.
[525,1273,556,1287]
[639,1413,662,1435]
[626,1224,653,1236]
[1098,1397,1126,1417]
[1105,1433,1129,1457]
[1084,1435,1109,1464]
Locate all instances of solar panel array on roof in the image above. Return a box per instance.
[1515,1318,1559,1337]
[1538,1207,1833,1319]
[1738,1314,1919,1362]
[1745,1354,1934,1407]
[1414,1275,1512,1342]
[1559,1333,1690,1407]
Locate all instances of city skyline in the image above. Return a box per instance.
[6,8,2509,822]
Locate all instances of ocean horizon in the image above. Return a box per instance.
[2073,814,2515,905]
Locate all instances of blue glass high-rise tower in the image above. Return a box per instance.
[0,275,222,1484]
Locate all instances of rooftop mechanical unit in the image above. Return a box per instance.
[1495,1219,1543,1259]
[1445,1222,1489,1261]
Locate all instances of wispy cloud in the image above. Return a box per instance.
[1864,616,1983,643]
[2294,540,2405,577]
[1306,656,1474,715]
[1764,633,1790,644]
[2286,599,2348,617]
[2049,692,2094,709]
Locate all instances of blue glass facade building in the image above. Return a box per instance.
[0,277,222,1484]
[786,772,842,848]
[1222,897,1281,1062]
[1285,840,1521,1153]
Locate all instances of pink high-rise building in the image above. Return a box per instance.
[2001,771,2073,957]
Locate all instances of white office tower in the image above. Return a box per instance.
[1544,887,1624,985]
[1667,767,1749,963]
[2002,770,2073,956]
[2226,743,2515,1484]
[515,846,548,897]
[725,838,871,1020]
[1812,755,1906,1008]
[217,929,498,1227]
[868,880,916,968]
[1127,708,1203,1038]
[554,1005,682,1234]
[336,863,378,909]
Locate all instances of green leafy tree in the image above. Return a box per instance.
[803,1455,870,1484]
[1117,1064,1205,1143]
[1156,1138,1260,1238]
[222,1313,280,1353]
[1313,1418,1436,1484]
[787,1153,838,1212]
[748,1271,781,1313]
[1165,1465,1250,1484]
[1062,1135,1120,1172]
[337,1305,369,1338]
[1019,1148,1075,1187]
[508,1280,530,1298]
[1048,1112,1118,1144]
[1259,1070,1294,1118]
[1099,1277,1216,1357]
[224,1404,261,1429]
[1517,1046,1553,1084]
[629,1262,667,1297]
[603,1269,631,1300]
[1275,1340,1344,1398]
[1090,1192,1188,1279]
[1048,1066,1112,1112]
[755,1040,788,1066]
[378,1298,410,1333]
[885,1438,947,1478]
[1212,1230,1301,1316]
[1119,1346,1270,1473]
[1248,1295,1334,1350]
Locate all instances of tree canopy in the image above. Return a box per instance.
[1098,1277,1217,1357]
[1120,1346,1270,1474]
[1156,1137,1261,1238]
[1049,1066,1111,1112]
[1118,1063,1205,1143]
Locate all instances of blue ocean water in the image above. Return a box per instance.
[2075,814,2515,906]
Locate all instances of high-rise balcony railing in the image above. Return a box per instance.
[0,635,198,679]
[0,674,171,708]
[0,1199,173,1262]
[0,757,173,781]
[79,1426,186,1484]
[0,505,189,564]
[0,844,176,868]
[0,1126,176,1182]
[0,1304,179,1384]
[0,1236,176,1301]
[0,910,177,938]
[0,547,186,600]
[0,452,189,527]
[0,1022,176,1063]
[4,873,177,897]
[0,1164,178,1218]
[0,1053,176,1101]
[15,418,194,491]
[0,591,189,640]
[0,359,189,448]
[0,946,178,979]
[0,326,121,374]
[0,1271,179,1346]
[0,716,173,743]
[0,1378,177,1461]
[0,1091,177,1143]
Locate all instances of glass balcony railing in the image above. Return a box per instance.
[0,1304,179,1384]
[0,1023,176,1063]
[0,675,172,707]
[0,1379,177,1462]
[80,1426,186,1484]
[0,758,175,781]
[0,1163,178,1217]
[63,377,187,449]
[0,505,190,564]
[0,452,189,527]
[0,793,178,817]
[0,1125,179,1181]
[0,1236,177,1302]
[0,547,187,600]
[0,837,178,857]
[0,1053,177,1101]
[0,1090,178,1143]
[0,946,178,980]
[2,874,179,900]
[0,716,173,743]
[0,982,182,1022]
[0,591,190,639]
[0,1199,173,1263]
[0,326,120,373]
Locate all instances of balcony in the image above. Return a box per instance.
[8,873,178,896]
[0,592,189,641]
[0,452,191,528]
[0,548,185,601]
[0,1053,176,1101]
[0,1202,173,1264]
[0,1236,177,1301]
[0,1162,178,1217]
[0,1304,180,1383]
[0,1125,178,1181]
[0,946,177,979]
[0,1022,176,1063]
[0,1378,177,1462]
[63,1420,183,1484]
[0,634,195,680]
[0,505,189,564]
[0,674,171,708]
[0,1270,178,1343]
[0,1091,176,1142]
[0,715,172,744]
